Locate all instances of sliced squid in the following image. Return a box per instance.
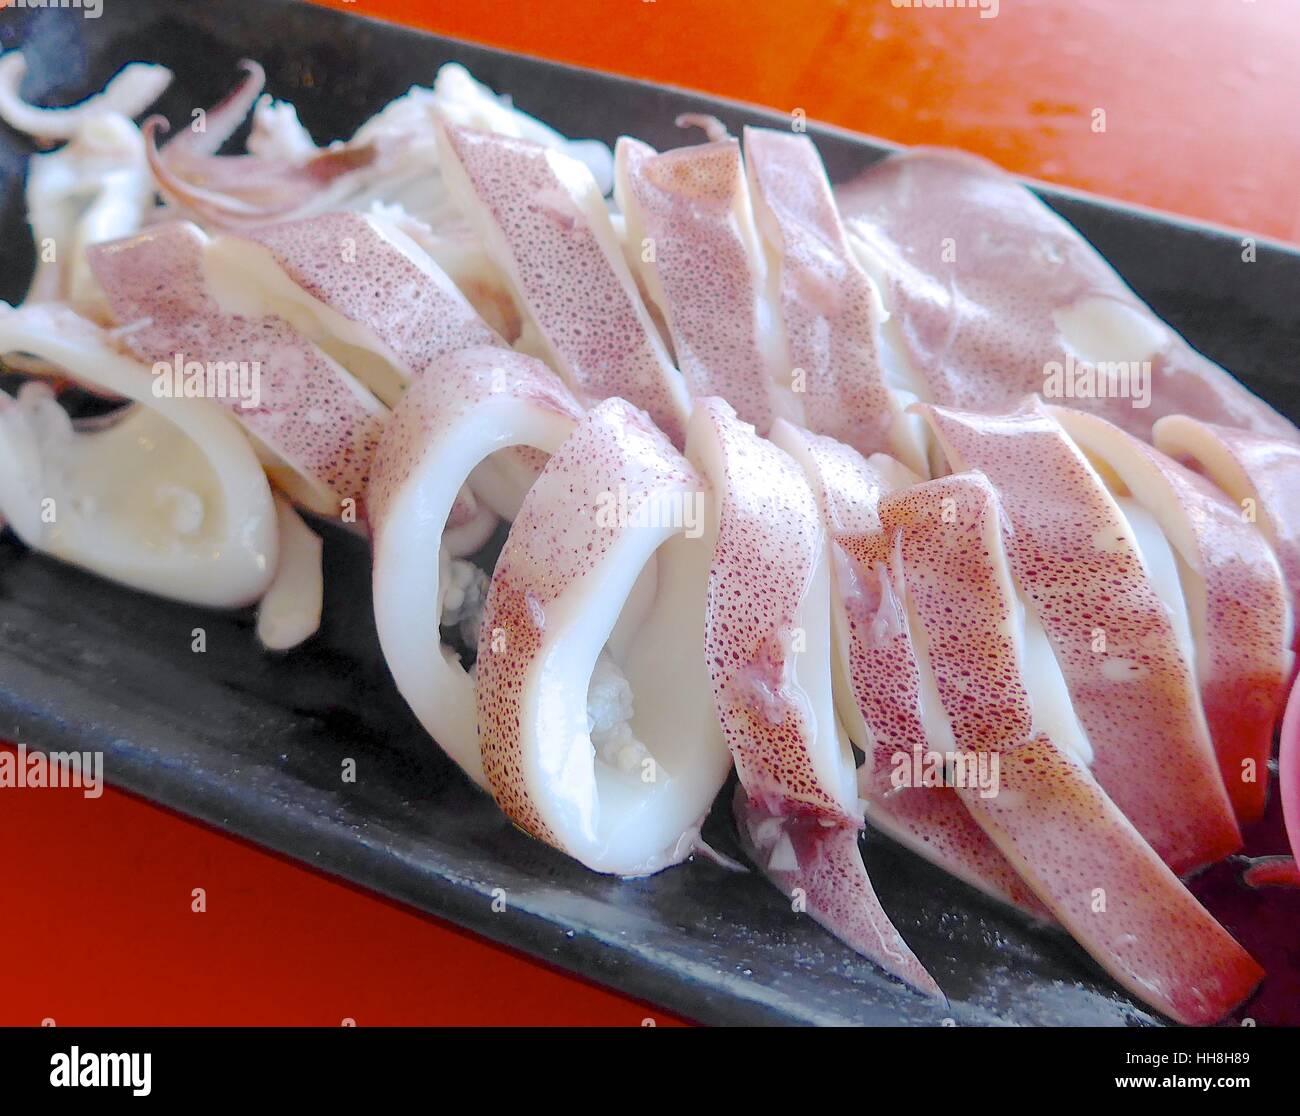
[614,134,786,434]
[838,471,1262,1024]
[837,149,1295,443]
[919,399,1241,875]
[435,121,692,445]
[24,112,155,309]
[744,128,929,476]
[0,51,171,142]
[89,221,387,519]
[370,347,584,787]
[256,496,324,651]
[1053,406,1292,824]
[1152,415,1300,635]
[771,419,1047,916]
[685,397,939,995]
[0,303,276,606]
[209,209,505,406]
[475,397,730,874]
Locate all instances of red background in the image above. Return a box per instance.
[3,0,1298,1025]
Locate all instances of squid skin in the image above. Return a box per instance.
[772,419,1048,917]
[232,210,505,384]
[435,121,692,446]
[686,397,940,996]
[89,221,387,518]
[1153,415,1300,643]
[475,397,730,874]
[918,399,1241,875]
[1283,673,1300,869]
[369,346,583,787]
[744,128,927,477]
[840,473,1263,1025]
[614,135,782,435]
[1053,406,1291,825]
[835,147,1297,443]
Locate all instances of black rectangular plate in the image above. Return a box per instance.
[1,0,1296,1027]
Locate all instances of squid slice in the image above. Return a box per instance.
[434,121,692,446]
[919,399,1240,875]
[1152,415,1300,636]
[475,397,730,874]
[370,347,584,787]
[1053,406,1292,824]
[89,221,387,518]
[206,210,504,406]
[0,303,276,606]
[771,419,1048,916]
[24,112,155,309]
[836,149,1296,443]
[163,60,265,163]
[613,135,785,434]
[839,471,1262,1023]
[0,51,171,141]
[256,496,324,651]
[685,397,939,995]
[743,128,929,476]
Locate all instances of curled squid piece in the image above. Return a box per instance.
[743,129,929,476]
[89,221,387,520]
[919,399,1241,875]
[771,419,1047,917]
[0,51,171,142]
[839,472,1262,1024]
[370,347,584,788]
[475,398,731,874]
[1053,406,1292,824]
[614,134,786,433]
[685,398,939,995]
[1153,416,1300,642]
[435,121,692,445]
[24,112,156,308]
[0,303,277,606]
[256,496,324,651]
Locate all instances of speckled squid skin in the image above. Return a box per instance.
[616,136,776,434]
[1054,406,1290,825]
[785,424,1046,915]
[918,400,1241,875]
[367,345,582,540]
[693,399,851,821]
[1154,415,1300,640]
[845,471,1262,1025]
[835,148,1296,443]
[731,786,941,998]
[238,211,505,376]
[959,737,1263,1026]
[437,122,690,446]
[743,128,905,463]
[689,398,938,995]
[474,397,700,853]
[90,221,386,512]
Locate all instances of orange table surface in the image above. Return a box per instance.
[4,0,1298,1026]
